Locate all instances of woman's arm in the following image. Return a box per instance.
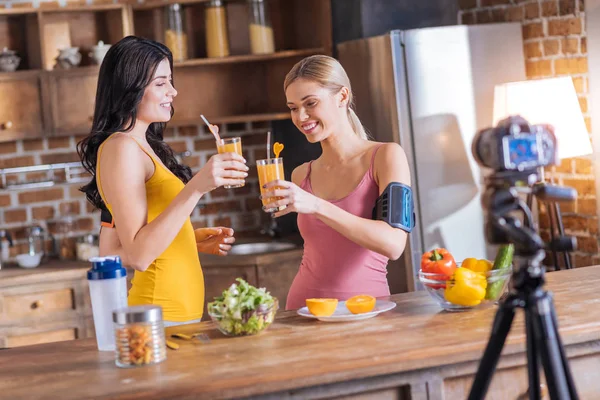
[99,225,236,261]
[265,144,411,260]
[99,136,247,271]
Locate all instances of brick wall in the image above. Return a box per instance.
[458,0,598,268]
[0,122,268,258]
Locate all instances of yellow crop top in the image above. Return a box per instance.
[96,135,204,322]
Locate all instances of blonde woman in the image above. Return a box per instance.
[262,55,412,310]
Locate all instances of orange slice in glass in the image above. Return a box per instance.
[306,298,338,317]
[345,295,376,314]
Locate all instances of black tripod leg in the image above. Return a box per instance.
[550,300,579,400]
[467,295,518,400]
[533,294,572,400]
[553,202,572,269]
[525,306,541,400]
[547,203,560,271]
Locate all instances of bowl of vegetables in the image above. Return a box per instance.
[207,278,278,336]
[418,245,514,312]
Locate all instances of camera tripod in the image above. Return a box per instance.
[468,171,578,400]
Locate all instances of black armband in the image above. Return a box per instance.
[372,182,415,233]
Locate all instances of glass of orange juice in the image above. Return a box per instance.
[256,158,286,213]
[216,137,244,189]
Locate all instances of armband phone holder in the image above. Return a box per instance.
[372,182,415,233]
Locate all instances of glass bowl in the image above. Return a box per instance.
[207,298,278,336]
[418,265,512,312]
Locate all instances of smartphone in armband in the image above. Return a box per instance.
[372,182,415,233]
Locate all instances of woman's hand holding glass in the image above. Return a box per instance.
[191,125,248,193]
[262,180,321,217]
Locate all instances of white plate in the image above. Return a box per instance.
[297,300,397,322]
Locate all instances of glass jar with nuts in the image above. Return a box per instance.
[112,305,167,368]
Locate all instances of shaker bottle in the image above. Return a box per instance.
[87,256,128,351]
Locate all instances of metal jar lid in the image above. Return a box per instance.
[113,305,163,324]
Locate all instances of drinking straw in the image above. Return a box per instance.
[266,131,271,160]
[200,114,221,143]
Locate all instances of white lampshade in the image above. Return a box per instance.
[493,77,593,160]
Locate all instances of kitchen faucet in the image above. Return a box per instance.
[260,216,281,239]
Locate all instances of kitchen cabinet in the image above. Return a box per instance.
[0,261,93,348]
[47,67,98,136]
[0,0,332,141]
[0,248,303,346]
[200,247,304,319]
[0,71,48,141]
[0,4,133,141]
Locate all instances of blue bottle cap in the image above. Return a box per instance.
[87,255,127,280]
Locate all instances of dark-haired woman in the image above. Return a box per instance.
[77,36,248,326]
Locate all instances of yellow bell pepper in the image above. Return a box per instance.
[461,258,493,273]
[444,268,488,307]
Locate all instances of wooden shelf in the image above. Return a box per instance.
[174,48,325,68]
[0,8,38,16]
[133,0,243,11]
[0,69,43,81]
[171,112,290,126]
[46,65,99,78]
[36,4,128,13]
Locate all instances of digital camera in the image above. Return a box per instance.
[472,116,558,172]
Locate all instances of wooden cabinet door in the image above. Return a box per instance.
[257,258,300,309]
[0,280,85,325]
[47,67,98,136]
[0,320,83,348]
[0,71,46,141]
[202,265,258,321]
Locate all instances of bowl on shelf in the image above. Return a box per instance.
[0,47,20,72]
[207,298,278,337]
[418,264,512,312]
[16,252,43,268]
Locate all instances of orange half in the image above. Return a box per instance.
[345,295,376,314]
[306,298,338,317]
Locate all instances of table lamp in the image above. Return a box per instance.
[493,77,593,269]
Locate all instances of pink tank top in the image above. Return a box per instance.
[286,145,390,310]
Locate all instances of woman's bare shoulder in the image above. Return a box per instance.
[291,162,311,186]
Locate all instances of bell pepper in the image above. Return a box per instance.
[461,258,493,273]
[444,268,488,307]
[421,248,457,276]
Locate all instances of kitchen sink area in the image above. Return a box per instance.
[227,241,297,255]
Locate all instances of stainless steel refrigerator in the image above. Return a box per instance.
[337,23,526,293]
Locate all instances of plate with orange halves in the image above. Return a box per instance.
[297,295,397,322]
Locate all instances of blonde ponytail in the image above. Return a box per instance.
[347,107,368,140]
[284,55,369,140]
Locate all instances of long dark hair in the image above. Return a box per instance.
[77,35,192,210]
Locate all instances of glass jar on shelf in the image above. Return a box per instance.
[77,234,99,262]
[57,203,77,260]
[247,0,275,54]
[165,3,188,62]
[205,0,230,58]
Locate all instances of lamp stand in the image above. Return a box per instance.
[526,167,573,271]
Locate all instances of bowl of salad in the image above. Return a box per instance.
[207,278,278,336]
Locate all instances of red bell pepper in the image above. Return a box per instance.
[421,248,457,290]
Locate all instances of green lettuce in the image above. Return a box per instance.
[208,278,277,335]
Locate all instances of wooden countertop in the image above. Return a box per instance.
[1,266,599,399]
[0,259,89,288]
